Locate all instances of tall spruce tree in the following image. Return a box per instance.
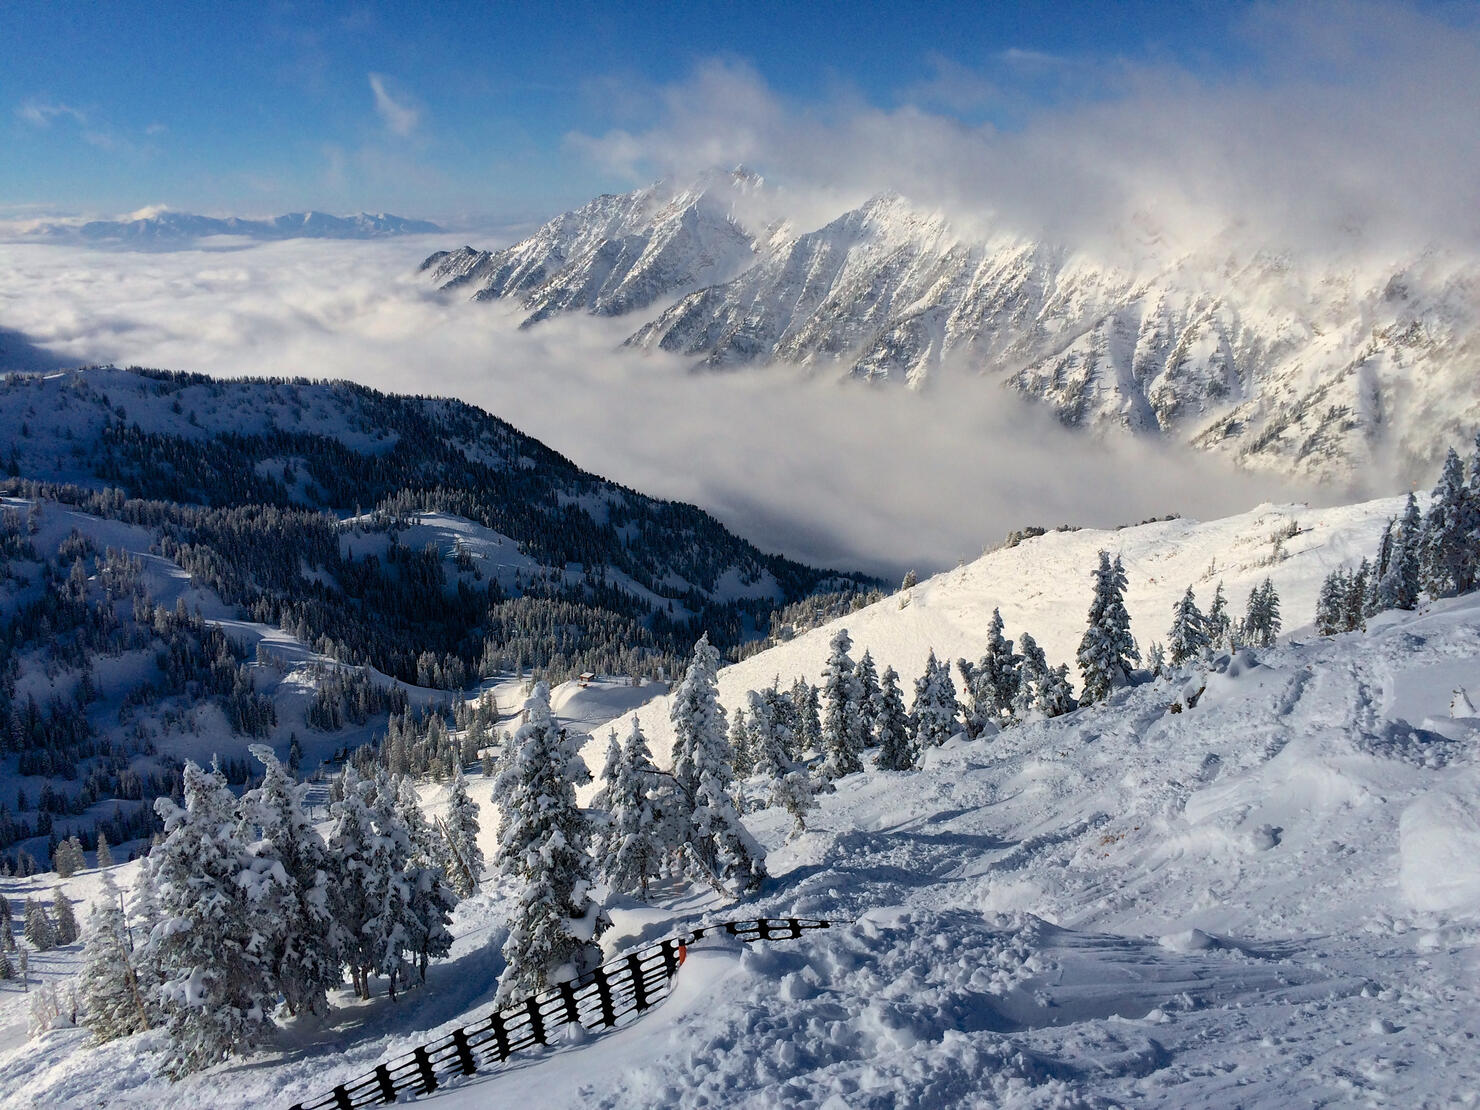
[873,666,915,771]
[79,869,150,1044]
[911,650,960,749]
[1378,495,1423,611]
[150,762,276,1078]
[855,650,882,746]
[441,766,484,900]
[494,682,609,1002]
[1315,570,1346,636]
[240,746,341,1018]
[1077,552,1139,704]
[748,689,815,835]
[1167,586,1210,665]
[52,888,79,946]
[820,629,866,779]
[959,609,1021,734]
[1205,581,1233,653]
[791,678,822,757]
[1242,578,1282,648]
[601,720,665,899]
[1423,448,1470,598]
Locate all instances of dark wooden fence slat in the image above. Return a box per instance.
[413,1046,438,1094]
[450,1028,477,1075]
[372,1064,397,1104]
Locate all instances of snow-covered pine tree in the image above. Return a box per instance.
[326,768,380,1000]
[1166,586,1209,666]
[150,761,276,1078]
[1378,495,1423,611]
[1242,578,1282,647]
[791,678,822,758]
[1077,551,1140,704]
[494,681,609,1002]
[1315,570,1346,636]
[856,650,882,746]
[1037,663,1079,718]
[959,608,1021,734]
[1205,581,1233,653]
[1146,640,1167,677]
[910,650,960,749]
[1345,561,1371,631]
[1012,632,1050,717]
[728,706,753,779]
[367,772,450,996]
[748,689,814,834]
[96,832,113,869]
[669,633,729,803]
[440,766,484,900]
[820,628,866,779]
[23,898,55,950]
[602,720,665,899]
[873,666,915,771]
[1423,448,1470,598]
[240,745,341,1018]
[79,869,150,1043]
[51,887,78,945]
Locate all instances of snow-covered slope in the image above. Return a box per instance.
[428,175,1480,482]
[8,506,1480,1107]
[602,495,1403,771]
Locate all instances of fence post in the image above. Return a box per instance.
[373,1064,397,1104]
[660,939,680,979]
[526,995,547,1046]
[491,1012,512,1061]
[451,1027,477,1075]
[558,979,581,1025]
[332,1086,354,1110]
[592,964,618,1028]
[413,1045,438,1094]
[628,952,648,1011]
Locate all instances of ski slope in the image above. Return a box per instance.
[6,492,1480,1107]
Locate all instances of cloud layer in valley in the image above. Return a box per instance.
[0,238,1316,579]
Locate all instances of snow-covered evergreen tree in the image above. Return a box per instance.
[150,761,276,1078]
[1166,586,1209,666]
[1205,581,1233,652]
[494,682,609,1002]
[51,887,78,945]
[1077,551,1140,704]
[670,633,729,802]
[1036,663,1080,718]
[748,688,814,835]
[856,650,882,746]
[1243,577,1282,648]
[1378,495,1423,611]
[959,608,1021,734]
[873,666,915,771]
[1345,560,1371,630]
[728,706,753,779]
[820,628,866,779]
[1315,570,1346,636]
[602,720,665,899]
[440,766,484,900]
[79,869,149,1043]
[910,650,960,749]
[96,832,114,869]
[240,745,340,1018]
[1423,448,1470,598]
[791,678,822,757]
[24,898,55,950]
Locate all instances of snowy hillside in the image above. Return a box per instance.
[428,174,1480,482]
[5,502,1479,1106]
[599,495,1405,771]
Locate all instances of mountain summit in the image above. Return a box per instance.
[426,175,1480,484]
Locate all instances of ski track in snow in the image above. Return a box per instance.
[3,501,1480,1106]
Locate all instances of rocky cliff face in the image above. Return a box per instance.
[427,175,1480,483]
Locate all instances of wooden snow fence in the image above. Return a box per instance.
[287,917,833,1110]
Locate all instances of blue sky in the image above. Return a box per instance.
[0,0,1266,222]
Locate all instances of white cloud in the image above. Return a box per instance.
[0,238,1315,578]
[16,100,87,128]
[369,73,419,137]
[568,2,1480,265]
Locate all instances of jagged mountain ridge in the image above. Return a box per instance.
[16,209,442,245]
[419,168,763,326]
[426,177,1480,482]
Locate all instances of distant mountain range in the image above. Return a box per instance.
[15,208,442,245]
[424,170,1480,484]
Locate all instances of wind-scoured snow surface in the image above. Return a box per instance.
[6,498,1480,1107]
[430,174,1480,483]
